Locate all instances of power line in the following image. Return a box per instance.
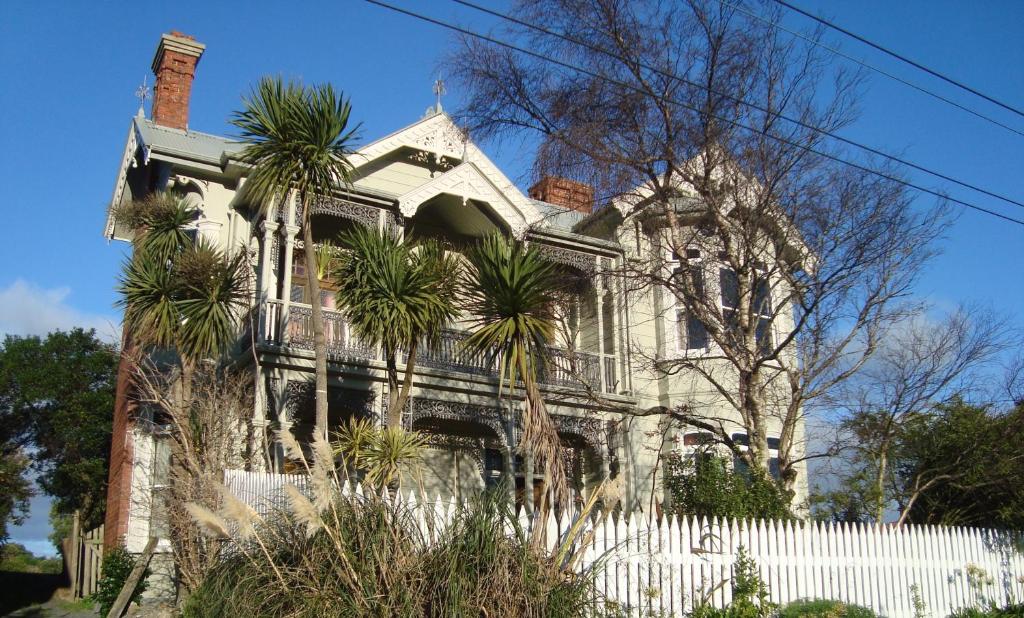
[363,0,1024,227]
[771,0,1024,120]
[715,0,1024,139]
[451,0,1024,211]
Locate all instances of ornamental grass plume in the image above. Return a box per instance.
[276,427,306,468]
[185,503,231,540]
[283,483,321,538]
[216,483,261,542]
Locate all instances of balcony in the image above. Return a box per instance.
[259,300,618,394]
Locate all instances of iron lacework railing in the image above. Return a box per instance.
[261,300,616,393]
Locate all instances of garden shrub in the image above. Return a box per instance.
[92,544,149,617]
[779,599,878,618]
[664,452,791,521]
[689,548,776,618]
[947,604,1024,618]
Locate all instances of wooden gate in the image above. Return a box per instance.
[67,511,104,599]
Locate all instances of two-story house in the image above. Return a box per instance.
[103,32,807,555]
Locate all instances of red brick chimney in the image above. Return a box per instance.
[528,176,594,214]
[150,31,205,130]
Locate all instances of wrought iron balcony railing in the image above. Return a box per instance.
[260,300,618,393]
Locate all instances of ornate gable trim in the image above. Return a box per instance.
[354,113,542,233]
[397,162,531,237]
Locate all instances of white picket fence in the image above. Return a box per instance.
[224,469,1024,618]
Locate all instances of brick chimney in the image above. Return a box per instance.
[150,31,205,130]
[528,176,594,214]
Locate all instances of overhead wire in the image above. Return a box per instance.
[715,0,1024,138]
[452,0,1024,211]
[363,0,1024,227]
[770,0,1024,120]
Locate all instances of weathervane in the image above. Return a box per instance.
[135,76,151,118]
[432,78,446,113]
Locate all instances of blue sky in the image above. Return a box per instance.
[1,1,1021,553]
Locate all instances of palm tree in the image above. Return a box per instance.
[231,77,360,440]
[460,233,568,505]
[333,226,461,426]
[116,192,248,380]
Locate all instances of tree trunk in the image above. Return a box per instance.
[389,339,419,427]
[740,368,772,474]
[300,195,330,441]
[874,443,890,523]
[385,347,400,426]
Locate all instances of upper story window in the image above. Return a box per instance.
[290,257,338,309]
[719,266,773,352]
[664,237,777,357]
[670,248,709,352]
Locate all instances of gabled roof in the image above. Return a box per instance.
[354,111,545,234]
[396,162,533,236]
[105,111,607,243]
[104,117,245,239]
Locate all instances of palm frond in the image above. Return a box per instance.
[230,76,361,214]
[334,226,461,355]
[174,240,249,363]
[460,233,557,393]
[114,192,196,264]
[364,427,427,489]
[117,252,181,350]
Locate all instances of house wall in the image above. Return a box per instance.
[109,117,809,557]
[607,207,807,509]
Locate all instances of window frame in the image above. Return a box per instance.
[668,246,711,355]
[730,432,782,481]
[718,264,775,354]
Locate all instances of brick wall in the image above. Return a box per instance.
[103,343,136,551]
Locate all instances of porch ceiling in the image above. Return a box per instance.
[408,194,503,239]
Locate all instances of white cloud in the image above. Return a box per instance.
[0,279,120,342]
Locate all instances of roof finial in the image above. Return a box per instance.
[432,78,446,113]
[135,76,151,118]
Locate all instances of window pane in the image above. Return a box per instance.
[290,284,305,303]
[731,433,750,446]
[754,276,771,316]
[683,432,715,446]
[723,308,738,333]
[733,455,751,479]
[757,317,772,352]
[720,268,739,309]
[687,313,708,349]
[769,458,781,480]
[673,265,705,298]
[767,437,781,450]
[320,290,336,309]
[691,266,705,299]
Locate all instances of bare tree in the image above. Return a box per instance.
[1005,351,1024,406]
[130,355,255,592]
[833,306,1013,522]
[449,0,948,497]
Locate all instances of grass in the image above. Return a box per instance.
[182,489,608,617]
